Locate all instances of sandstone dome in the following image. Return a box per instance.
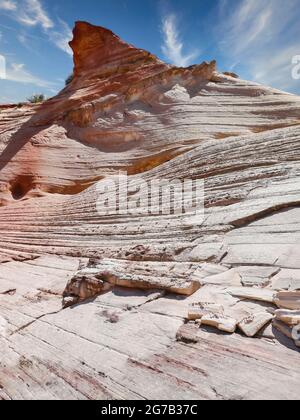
[0,22,299,400]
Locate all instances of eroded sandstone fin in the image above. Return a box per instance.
[69,21,163,77]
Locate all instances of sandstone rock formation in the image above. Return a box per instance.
[0,21,299,400]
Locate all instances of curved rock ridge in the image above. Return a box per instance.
[0,22,300,400]
[1,22,300,206]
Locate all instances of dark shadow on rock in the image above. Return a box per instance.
[199,324,231,337]
[0,124,46,173]
[0,81,79,174]
[111,286,164,299]
[272,326,300,353]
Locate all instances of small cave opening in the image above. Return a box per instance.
[10,176,34,201]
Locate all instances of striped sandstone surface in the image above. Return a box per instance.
[0,22,299,400]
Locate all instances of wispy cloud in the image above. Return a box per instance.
[6,62,58,89]
[49,19,72,56]
[0,1,71,93]
[0,0,72,54]
[161,13,199,67]
[217,0,300,92]
[0,0,17,11]
[16,0,54,30]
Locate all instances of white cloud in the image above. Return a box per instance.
[5,0,54,30]
[0,0,16,11]
[0,1,71,97]
[218,0,300,92]
[251,45,300,91]
[24,0,53,29]
[0,0,72,54]
[50,19,72,55]
[161,14,199,67]
[6,61,57,88]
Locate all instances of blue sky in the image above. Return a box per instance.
[0,0,299,103]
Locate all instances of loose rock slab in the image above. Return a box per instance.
[273,319,300,348]
[227,287,276,303]
[188,302,224,321]
[238,312,274,338]
[63,268,112,306]
[274,291,300,310]
[274,309,300,326]
[199,314,237,333]
[72,259,201,296]
[271,270,300,291]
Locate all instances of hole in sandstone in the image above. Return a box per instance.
[10,176,34,200]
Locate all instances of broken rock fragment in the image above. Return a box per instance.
[273,319,300,348]
[237,266,279,288]
[273,319,294,339]
[227,287,276,304]
[85,259,200,296]
[238,312,274,338]
[176,322,201,344]
[271,269,300,291]
[63,268,111,306]
[195,269,242,287]
[199,314,237,333]
[188,302,224,320]
[64,259,201,307]
[274,309,300,326]
[274,291,300,310]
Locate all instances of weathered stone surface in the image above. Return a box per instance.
[0,21,300,400]
[63,268,112,306]
[183,243,226,263]
[188,302,224,320]
[199,314,237,333]
[273,319,300,348]
[274,309,300,326]
[237,266,279,288]
[194,269,242,287]
[238,312,274,338]
[73,259,201,296]
[223,71,239,79]
[176,322,201,344]
[271,270,300,291]
[274,291,300,310]
[188,290,274,337]
[227,287,276,303]
[273,319,293,337]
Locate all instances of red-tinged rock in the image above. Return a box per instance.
[0,21,300,400]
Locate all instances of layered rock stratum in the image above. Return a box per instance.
[0,22,299,400]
